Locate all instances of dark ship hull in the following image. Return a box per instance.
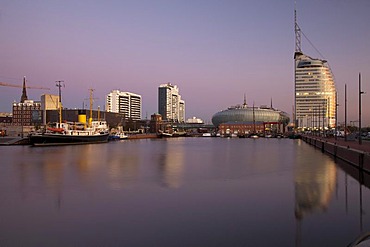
[29,132,109,146]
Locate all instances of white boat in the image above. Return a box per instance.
[109,132,128,141]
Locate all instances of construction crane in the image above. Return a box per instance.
[0,81,50,90]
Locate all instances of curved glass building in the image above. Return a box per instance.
[294,52,336,130]
[212,104,290,127]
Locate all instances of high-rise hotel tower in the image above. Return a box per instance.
[294,8,336,130]
[106,90,142,120]
[158,83,185,122]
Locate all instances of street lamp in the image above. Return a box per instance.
[345,84,347,141]
[359,73,365,145]
[335,91,339,140]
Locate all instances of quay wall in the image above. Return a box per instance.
[302,136,370,173]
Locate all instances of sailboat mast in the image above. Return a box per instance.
[253,102,256,133]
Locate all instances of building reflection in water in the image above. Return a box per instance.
[294,158,337,219]
[16,147,67,209]
[158,139,184,188]
[106,144,139,191]
[42,150,65,209]
[294,146,337,246]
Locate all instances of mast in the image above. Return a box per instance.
[243,93,247,107]
[294,1,302,54]
[293,1,300,130]
[56,80,64,124]
[270,98,273,109]
[253,101,256,133]
[89,88,94,127]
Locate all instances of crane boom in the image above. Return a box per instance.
[0,81,50,90]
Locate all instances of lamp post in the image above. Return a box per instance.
[345,84,347,141]
[335,91,338,141]
[322,102,325,136]
[359,73,365,145]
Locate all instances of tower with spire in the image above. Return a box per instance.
[20,76,28,103]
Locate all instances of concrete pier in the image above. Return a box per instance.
[302,136,370,173]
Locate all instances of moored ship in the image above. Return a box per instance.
[29,120,109,146]
[29,88,109,146]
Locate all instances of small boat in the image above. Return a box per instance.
[158,132,173,138]
[29,121,109,146]
[109,132,128,141]
[247,133,259,139]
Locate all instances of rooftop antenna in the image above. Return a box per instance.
[243,93,247,107]
[294,0,302,53]
[270,98,273,109]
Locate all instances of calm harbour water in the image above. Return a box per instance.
[0,138,369,247]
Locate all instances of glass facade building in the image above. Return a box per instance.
[294,52,336,130]
[158,83,185,122]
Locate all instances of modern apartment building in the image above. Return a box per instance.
[294,52,336,129]
[158,83,185,122]
[106,90,142,120]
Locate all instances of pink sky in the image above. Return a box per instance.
[1,0,369,125]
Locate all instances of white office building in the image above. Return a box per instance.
[158,83,185,122]
[106,90,142,120]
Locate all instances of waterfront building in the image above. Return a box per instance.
[12,100,42,126]
[218,121,265,136]
[158,83,185,122]
[0,113,12,130]
[212,100,290,134]
[40,94,60,125]
[294,8,336,130]
[149,113,163,133]
[106,90,142,120]
[11,77,42,127]
[294,52,336,130]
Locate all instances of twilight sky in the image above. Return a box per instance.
[1,0,369,125]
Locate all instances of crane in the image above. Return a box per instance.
[0,81,50,90]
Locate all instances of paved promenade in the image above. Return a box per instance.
[304,135,370,153]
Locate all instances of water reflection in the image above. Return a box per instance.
[106,143,139,190]
[157,139,184,188]
[294,157,337,219]
[1,139,370,246]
